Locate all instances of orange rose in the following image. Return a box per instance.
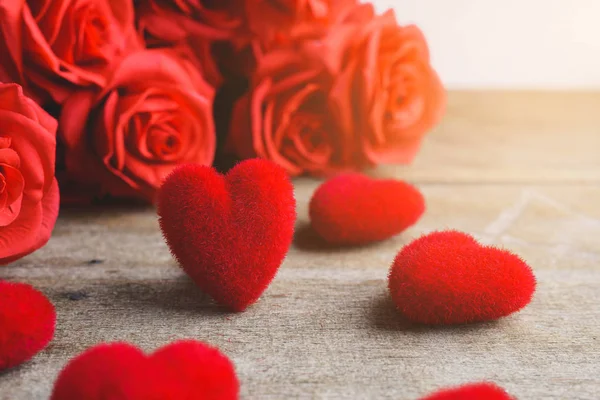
[332,8,445,164]
[0,83,59,265]
[60,50,216,202]
[0,0,140,104]
[227,48,365,176]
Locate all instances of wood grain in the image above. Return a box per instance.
[379,91,600,184]
[1,91,599,400]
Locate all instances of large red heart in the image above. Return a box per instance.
[157,159,296,311]
[388,231,536,324]
[50,340,239,400]
[309,174,425,245]
[0,281,55,370]
[420,382,515,399]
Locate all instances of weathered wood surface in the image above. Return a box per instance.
[1,91,599,399]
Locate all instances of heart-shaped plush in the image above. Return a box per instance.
[157,159,296,311]
[309,174,424,245]
[388,231,536,324]
[51,340,239,400]
[420,382,515,399]
[0,281,55,370]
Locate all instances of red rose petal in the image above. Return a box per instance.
[309,173,425,245]
[157,159,296,311]
[388,231,536,324]
[0,281,56,370]
[50,341,239,400]
[0,178,60,265]
[420,382,515,400]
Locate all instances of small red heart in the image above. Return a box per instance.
[309,174,425,245]
[157,159,296,311]
[420,382,515,399]
[388,231,536,324]
[50,340,239,400]
[0,281,55,370]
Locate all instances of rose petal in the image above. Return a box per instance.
[261,98,301,175]
[268,84,322,172]
[0,84,57,138]
[24,96,58,138]
[102,51,208,97]
[33,178,59,248]
[0,147,20,169]
[100,91,127,172]
[0,85,56,197]
[364,138,423,165]
[0,84,34,118]
[32,0,68,46]
[0,111,55,202]
[0,163,24,226]
[59,90,95,150]
[60,50,216,202]
[0,0,25,81]
[345,11,445,165]
[0,199,42,262]
[329,59,365,167]
[120,92,215,192]
[0,178,59,265]
[0,180,60,265]
[107,0,135,32]
[0,186,7,211]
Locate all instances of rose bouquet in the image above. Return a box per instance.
[0,0,444,262]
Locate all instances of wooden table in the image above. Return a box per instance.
[1,92,599,399]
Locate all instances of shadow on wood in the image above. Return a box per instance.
[368,290,503,333]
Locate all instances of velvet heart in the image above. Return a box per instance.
[0,281,56,370]
[388,231,536,325]
[419,382,515,400]
[309,173,425,245]
[50,341,239,400]
[157,159,296,311]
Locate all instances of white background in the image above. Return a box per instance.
[372,0,600,89]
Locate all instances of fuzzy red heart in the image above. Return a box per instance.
[309,174,425,245]
[157,159,296,311]
[0,281,56,370]
[388,231,536,325]
[420,382,515,399]
[50,340,239,400]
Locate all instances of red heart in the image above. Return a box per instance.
[388,231,536,324]
[0,281,55,370]
[157,159,296,311]
[309,174,425,245]
[420,382,515,399]
[50,340,239,400]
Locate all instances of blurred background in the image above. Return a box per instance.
[373,0,600,89]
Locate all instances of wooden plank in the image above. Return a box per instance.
[1,182,599,399]
[1,91,599,399]
[379,91,600,184]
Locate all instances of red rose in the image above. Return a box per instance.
[0,0,140,104]
[60,50,216,202]
[135,1,247,85]
[0,83,59,265]
[245,0,357,48]
[227,48,365,176]
[332,8,446,164]
[136,0,243,44]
